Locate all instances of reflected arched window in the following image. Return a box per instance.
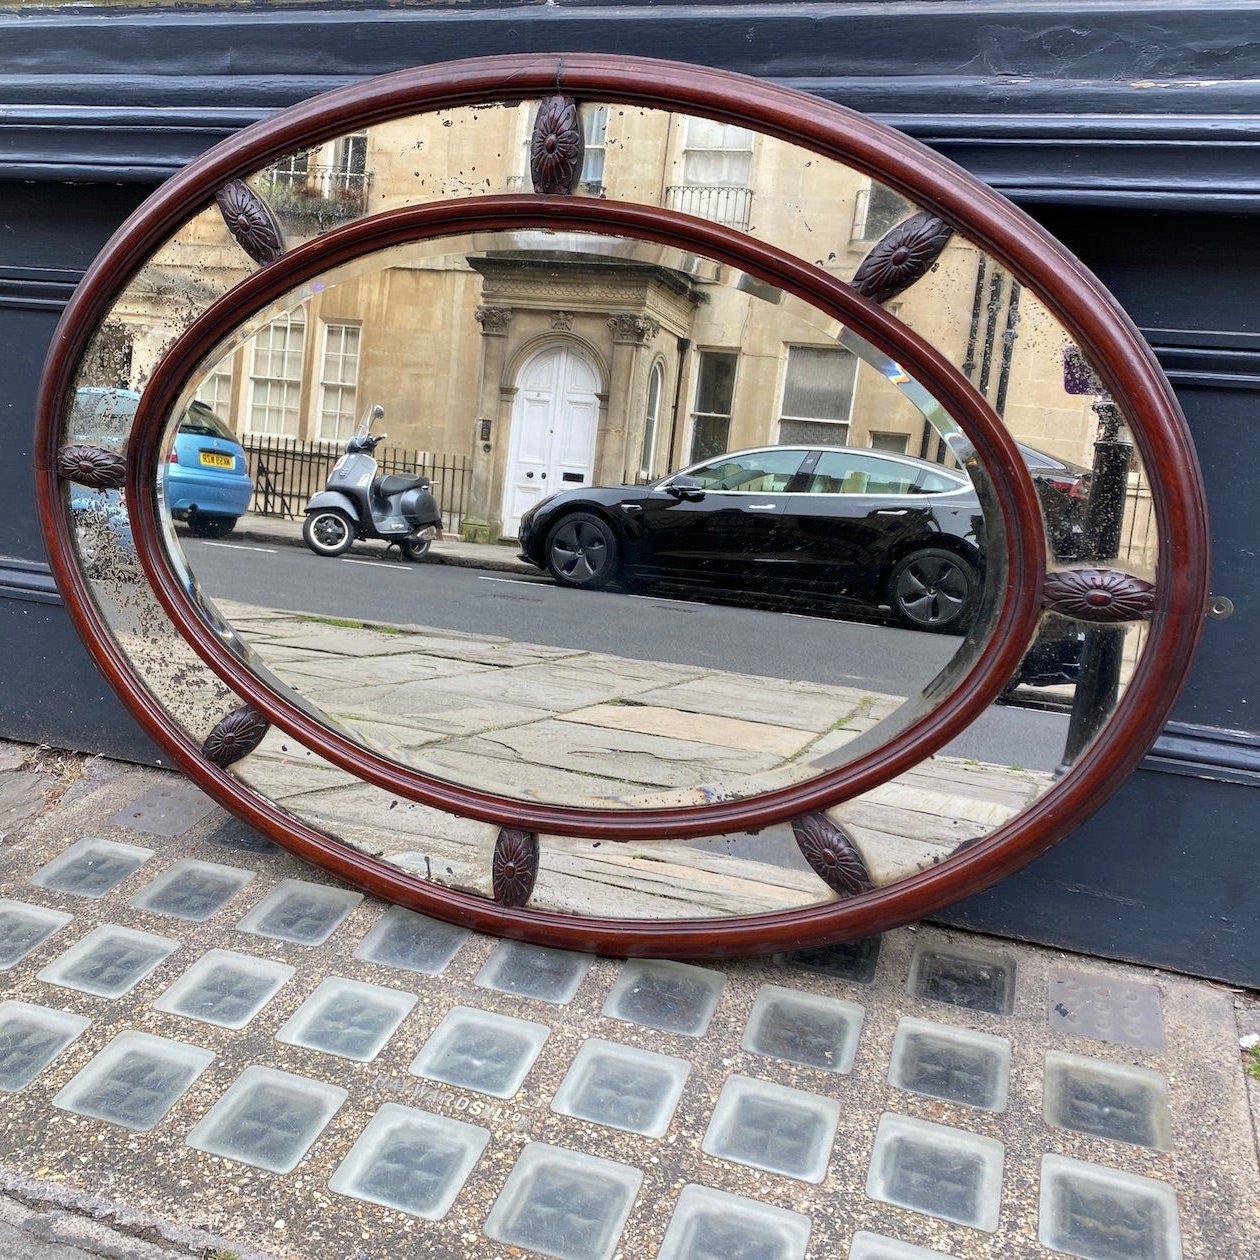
[640,362,664,478]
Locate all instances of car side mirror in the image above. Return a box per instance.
[665,474,705,501]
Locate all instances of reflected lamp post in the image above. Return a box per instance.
[1058,347,1134,772]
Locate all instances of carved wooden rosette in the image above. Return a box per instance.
[56,444,126,490]
[851,211,954,305]
[214,179,285,265]
[1044,568,1157,622]
[791,812,875,897]
[492,827,540,907]
[529,96,584,195]
[202,705,271,768]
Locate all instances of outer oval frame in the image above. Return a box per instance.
[34,54,1210,957]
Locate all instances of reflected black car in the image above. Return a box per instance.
[518,446,988,633]
[1018,443,1091,559]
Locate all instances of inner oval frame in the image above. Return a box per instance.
[128,195,1044,837]
[35,54,1210,955]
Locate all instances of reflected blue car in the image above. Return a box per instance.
[68,388,254,541]
[165,400,254,537]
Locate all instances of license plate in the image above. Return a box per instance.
[199,451,234,469]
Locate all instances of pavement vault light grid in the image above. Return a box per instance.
[0,771,1251,1259]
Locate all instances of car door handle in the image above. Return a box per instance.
[747,503,779,511]
[874,507,910,515]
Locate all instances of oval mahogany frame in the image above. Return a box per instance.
[34,54,1209,957]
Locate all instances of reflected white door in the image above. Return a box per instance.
[501,344,600,537]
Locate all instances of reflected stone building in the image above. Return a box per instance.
[102,99,1104,545]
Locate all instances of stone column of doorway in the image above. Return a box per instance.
[600,313,661,483]
[462,305,513,542]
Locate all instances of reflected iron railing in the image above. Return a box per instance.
[241,434,470,533]
[664,184,754,230]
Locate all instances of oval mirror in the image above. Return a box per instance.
[38,55,1208,956]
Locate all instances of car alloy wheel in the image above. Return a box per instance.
[545,511,617,589]
[888,547,977,632]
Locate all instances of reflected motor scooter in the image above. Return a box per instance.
[302,404,442,560]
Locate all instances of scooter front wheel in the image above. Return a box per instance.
[303,509,355,557]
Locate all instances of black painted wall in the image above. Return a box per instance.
[3,2,1258,982]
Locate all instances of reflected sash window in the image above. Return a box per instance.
[852,179,912,243]
[666,118,755,229]
[194,361,235,418]
[246,311,306,437]
[580,105,609,193]
[778,346,857,446]
[869,431,910,454]
[689,351,738,463]
[317,323,361,442]
[640,361,663,479]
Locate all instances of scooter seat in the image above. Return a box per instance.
[377,473,429,497]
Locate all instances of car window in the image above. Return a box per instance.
[802,451,923,495]
[685,449,805,492]
[179,402,240,444]
[917,469,966,493]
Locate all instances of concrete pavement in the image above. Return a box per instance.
[0,743,1256,1258]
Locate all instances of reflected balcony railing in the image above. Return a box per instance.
[664,183,754,231]
[258,166,373,225]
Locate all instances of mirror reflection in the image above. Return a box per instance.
[150,231,1007,808]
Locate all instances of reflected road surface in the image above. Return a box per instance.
[183,537,1068,771]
